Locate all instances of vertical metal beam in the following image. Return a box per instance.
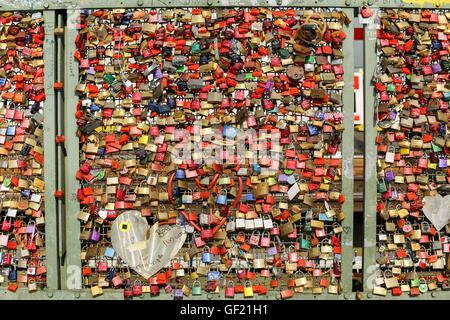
[43,10,59,290]
[341,7,355,297]
[363,24,378,295]
[56,12,68,289]
[64,9,82,290]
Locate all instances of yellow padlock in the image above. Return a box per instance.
[91,284,103,297]
[244,280,253,298]
[428,161,437,170]
[190,271,199,280]
[138,135,149,145]
[400,148,409,155]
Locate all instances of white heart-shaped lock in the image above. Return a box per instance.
[111,210,186,279]
[423,195,450,231]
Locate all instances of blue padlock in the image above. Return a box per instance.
[216,191,227,205]
[252,162,261,173]
[148,101,158,111]
[97,147,106,156]
[90,102,100,112]
[21,145,31,156]
[207,269,221,281]
[173,187,181,198]
[21,189,31,198]
[105,269,114,281]
[8,268,16,281]
[314,111,324,120]
[199,54,209,65]
[159,104,171,114]
[6,126,15,136]
[104,247,115,258]
[440,124,446,134]
[318,213,333,222]
[202,246,211,263]
[246,193,256,202]
[432,40,442,50]
[443,91,450,101]
[0,78,6,86]
[175,169,185,179]
[223,126,238,138]
[308,125,318,136]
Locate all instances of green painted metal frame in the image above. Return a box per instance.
[363,24,378,296]
[64,9,82,291]
[43,10,59,291]
[341,7,355,300]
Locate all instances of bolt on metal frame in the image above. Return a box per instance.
[0,0,445,300]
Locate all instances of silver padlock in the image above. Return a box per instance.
[236,218,245,230]
[263,214,273,230]
[245,219,255,231]
[254,216,263,229]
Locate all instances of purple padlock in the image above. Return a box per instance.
[439,158,447,168]
[267,246,278,256]
[87,66,96,75]
[385,170,395,182]
[432,63,442,73]
[89,228,100,242]
[278,174,289,183]
[387,111,397,121]
[154,68,163,79]
[391,188,398,199]
[26,222,36,234]
[173,288,183,300]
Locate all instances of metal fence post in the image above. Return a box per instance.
[341,7,355,297]
[363,23,378,296]
[64,9,82,290]
[43,9,60,291]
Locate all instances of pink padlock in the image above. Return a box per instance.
[260,232,271,247]
[288,246,298,263]
[249,231,260,246]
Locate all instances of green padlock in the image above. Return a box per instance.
[279,48,290,59]
[300,238,310,250]
[377,179,387,193]
[246,73,255,80]
[386,83,396,92]
[191,43,200,54]
[104,73,115,85]
[410,277,420,287]
[267,177,277,186]
[3,177,11,187]
[176,65,184,73]
[432,143,442,152]
[218,177,231,185]
[304,222,312,232]
[305,55,315,64]
[97,170,106,180]
[192,280,202,295]
[418,278,428,293]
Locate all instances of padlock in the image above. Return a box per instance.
[192,280,202,295]
[202,246,211,263]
